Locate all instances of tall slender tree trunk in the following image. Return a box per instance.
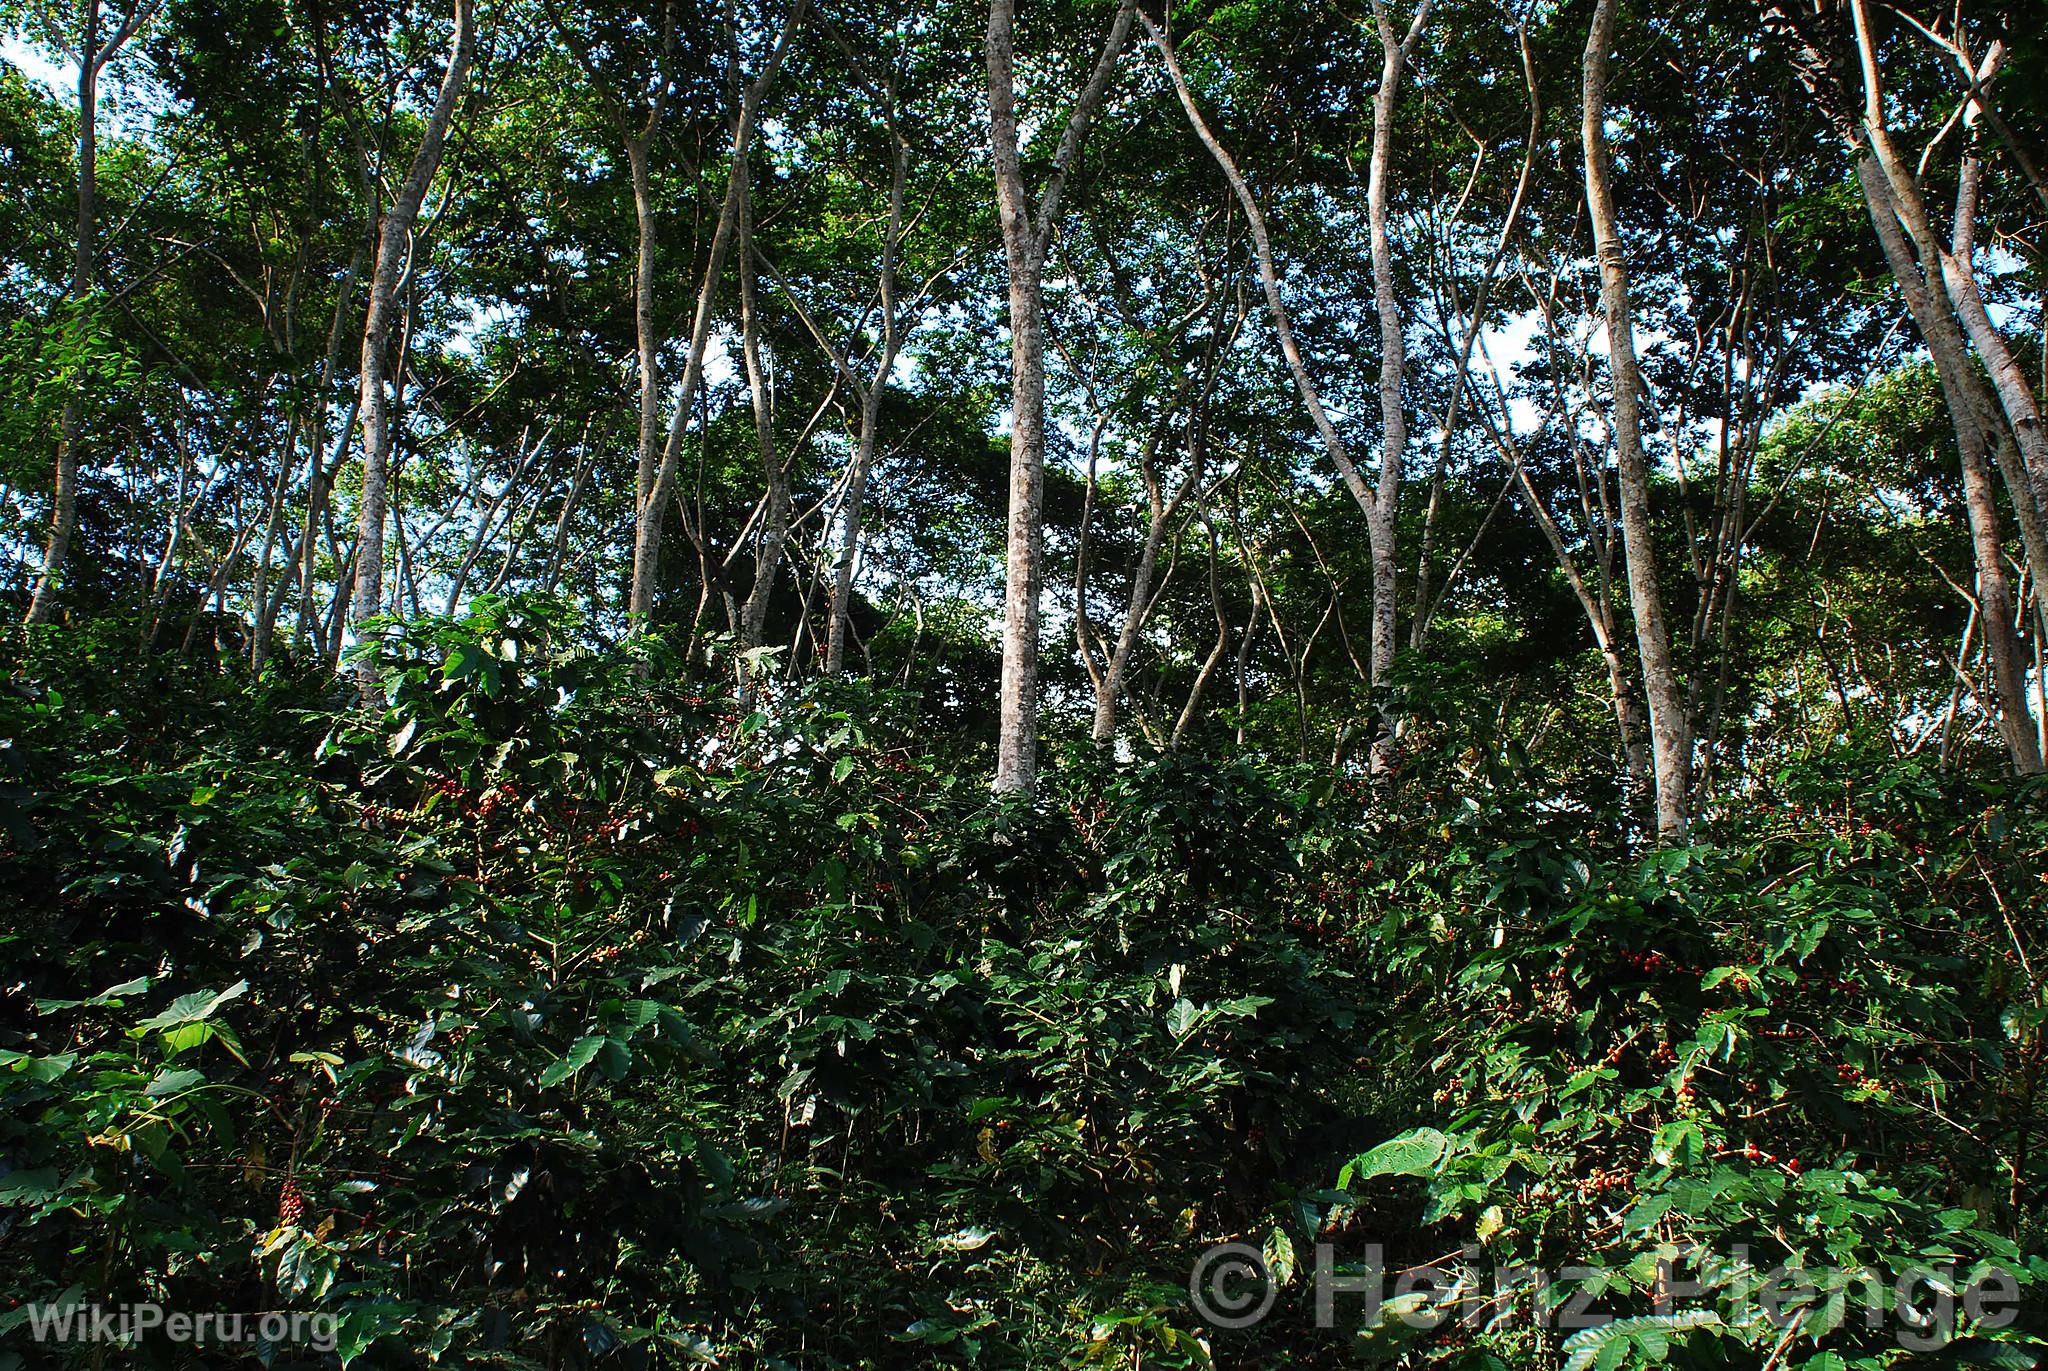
[825,133,908,675]
[629,0,806,630]
[1089,528,1172,743]
[1857,157,2043,774]
[1363,1,1429,686]
[987,0,1134,795]
[1508,444,1654,824]
[290,236,367,655]
[1089,490,1178,743]
[1143,4,1417,764]
[348,0,475,689]
[1582,0,1692,839]
[247,415,301,666]
[987,0,1048,794]
[627,134,664,572]
[1849,17,2048,537]
[1945,145,2048,593]
[27,0,109,625]
[736,167,790,692]
[1170,511,1230,749]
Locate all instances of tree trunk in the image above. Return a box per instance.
[988,0,1048,794]
[736,166,790,694]
[629,0,806,630]
[1363,1,1429,686]
[1582,0,1692,839]
[1944,146,2048,589]
[627,134,664,581]
[1170,512,1230,749]
[348,0,475,690]
[1141,9,1374,516]
[26,0,106,626]
[987,0,1134,795]
[1850,9,2048,536]
[1856,157,2043,773]
[826,133,908,675]
[1091,492,1177,743]
[246,412,302,665]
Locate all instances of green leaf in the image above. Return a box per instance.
[595,1038,631,1081]
[159,1021,218,1057]
[1561,1312,1722,1371]
[144,1067,204,1098]
[1263,1226,1297,1286]
[0,1168,62,1205]
[138,981,247,1032]
[1345,1128,1449,1184]
[538,1035,606,1088]
[442,642,488,683]
[2,1051,77,1082]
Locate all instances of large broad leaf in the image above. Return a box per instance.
[143,1067,205,1098]
[137,981,247,1032]
[1343,1128,1449,1185]
[440,642,493,688]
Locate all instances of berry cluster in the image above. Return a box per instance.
[278,1179,305,1226]
[474,781,519,822]
[1576,1165,1633,1198]
[1729,1143,1801,1175]
[1609,1038,1678,1067]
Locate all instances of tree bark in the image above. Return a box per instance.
[987,0,1135,795]
[1856,157,2043,774]
[1139,8,1373,516]
[1945,144,2048,571]
[348,0,476,689]
[1141,5,1418,764]
[1582,0,1692,839]
[1170,511,1230,749]
[1363,1,1429,688]
[627,134,665,572]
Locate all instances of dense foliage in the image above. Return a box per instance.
[2,607,2042,1367]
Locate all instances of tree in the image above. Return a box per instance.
[986,0,1135,794]
[625,0,807,632]
[348,0,476,687]
[1580,0,1692,837]
[22,0,164,625]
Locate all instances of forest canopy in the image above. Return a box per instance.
[1,0,2046,1366]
